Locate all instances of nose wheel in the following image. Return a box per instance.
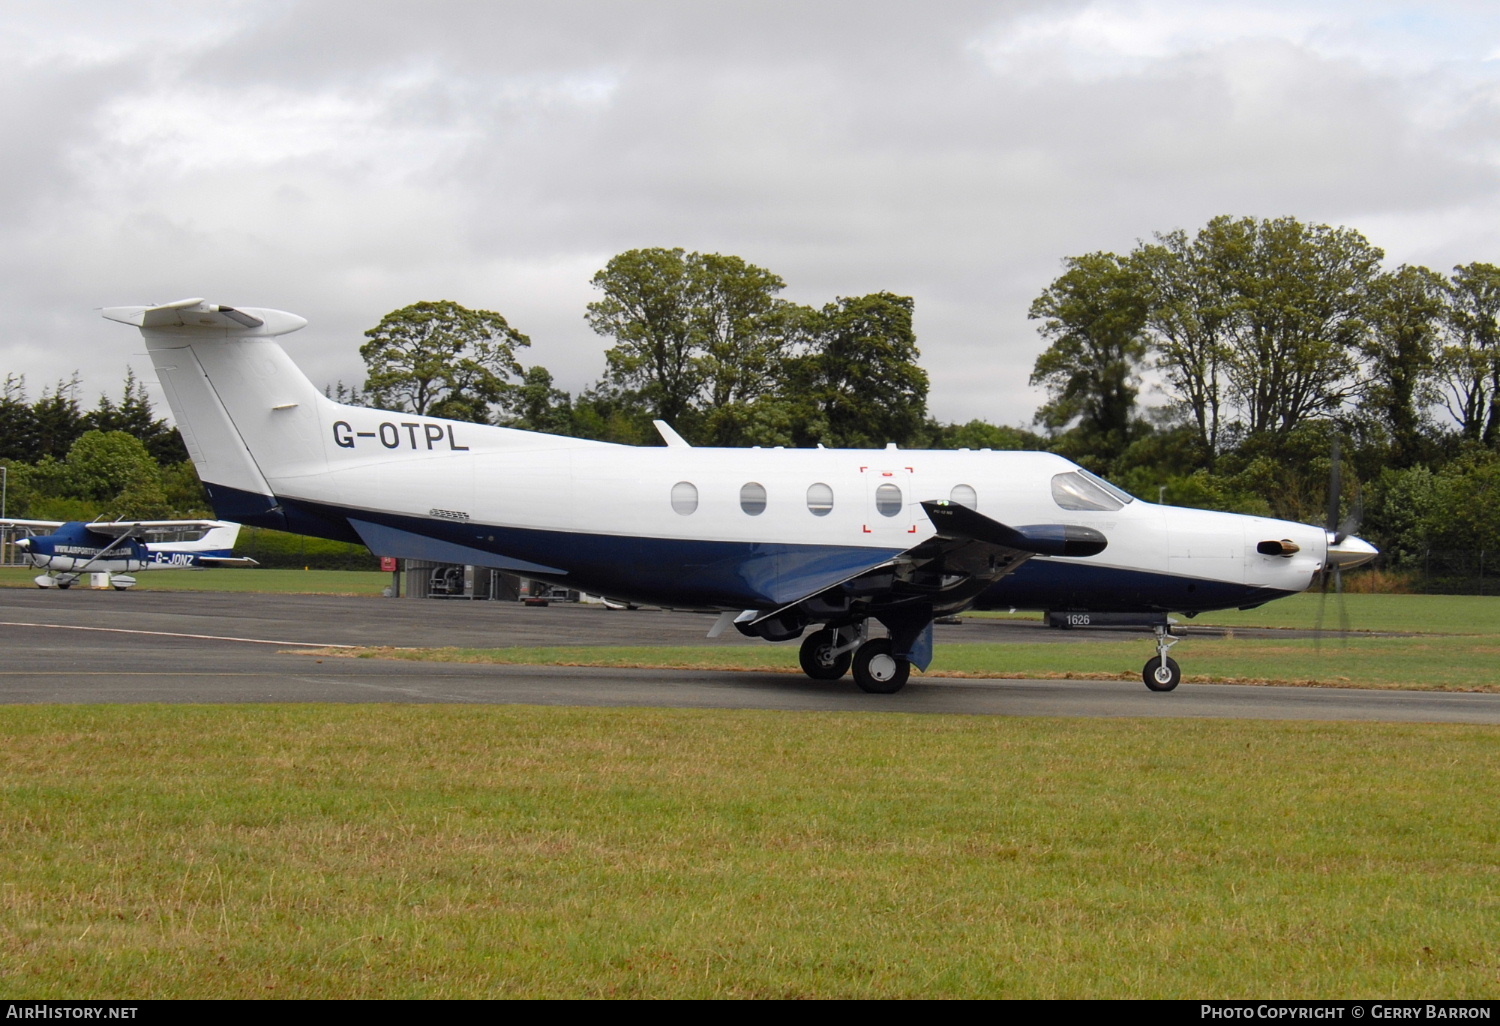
[1142,625,1182,692]
[1143,655,1181,691]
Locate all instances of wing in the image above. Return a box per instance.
[0,518,65,530]
[915,499,1107,561]
[83,519,230,538]
[741,500,1107,631]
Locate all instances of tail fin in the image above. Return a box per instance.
[184,521,243,554]
[103,299,324,525]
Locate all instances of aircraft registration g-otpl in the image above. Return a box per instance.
[103,298,1377,693]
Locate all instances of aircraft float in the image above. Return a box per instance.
[100,298,1377,692]
[1,518,255,589]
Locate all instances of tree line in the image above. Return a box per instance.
[1027,215,1500,585]
[0,372,375,568]
[345,247,989,451]
[0,371,205,522]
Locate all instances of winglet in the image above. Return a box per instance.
[653,420,691,447]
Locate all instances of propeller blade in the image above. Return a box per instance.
[1326,433,1342,537]
[1317,432,1365,646]
[1335,564,1350,639]
[1314,561,1330,649]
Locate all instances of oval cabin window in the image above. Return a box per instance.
[806,482,834,516]
[875,483,903,517]
[671,481,698,515]
[740,482,767,516]
[950,484,978,510]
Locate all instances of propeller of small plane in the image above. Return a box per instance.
[1315,432,1372,641]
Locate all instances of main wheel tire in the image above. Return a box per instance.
[1143,655,1181,692]
[799,629,852,681]
[852,638,910,694]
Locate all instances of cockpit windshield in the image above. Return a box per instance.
[1050,470,1136,512]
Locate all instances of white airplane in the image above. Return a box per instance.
[2,517,256,589]
[101,298,1377,692]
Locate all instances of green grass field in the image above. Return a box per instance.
[3,580,1498,995]
[319,634,1500,691]
[1,705,1496,999]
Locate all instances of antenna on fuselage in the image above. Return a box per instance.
[653,421,691,448]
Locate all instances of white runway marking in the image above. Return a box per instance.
[0,620,359,649]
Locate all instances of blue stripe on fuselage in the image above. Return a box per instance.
[203,482,1294,613]
[976,561,1296,614]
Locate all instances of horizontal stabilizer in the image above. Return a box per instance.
[921,501,1107,557]
[102,299,306,338]
[349,519,566,576]
[196,556,260,567]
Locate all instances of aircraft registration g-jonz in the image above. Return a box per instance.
[102,297,1377,693]
[1,518,255,589]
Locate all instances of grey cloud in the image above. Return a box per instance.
[3,2,1500,431]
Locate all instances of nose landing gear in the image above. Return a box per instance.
[1143,624,1182,691]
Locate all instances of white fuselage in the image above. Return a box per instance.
[109,307,1342,615]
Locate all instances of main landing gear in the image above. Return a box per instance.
[1143,624,1182,692]
[798,625,913,695]
[799,627,854,680]
[797,617,1186,694]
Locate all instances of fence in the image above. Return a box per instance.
[1,524,30,567]
[1407,549,1495,595]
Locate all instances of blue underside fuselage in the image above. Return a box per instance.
[207,482,1298,615]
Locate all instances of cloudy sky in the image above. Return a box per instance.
[4,0,1500,430]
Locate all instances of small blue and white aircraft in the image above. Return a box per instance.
[102,298,1376,692]
[2,518,254,589]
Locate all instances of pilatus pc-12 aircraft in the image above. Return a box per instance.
[1,518,254,588]
[102,298,1377,693]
